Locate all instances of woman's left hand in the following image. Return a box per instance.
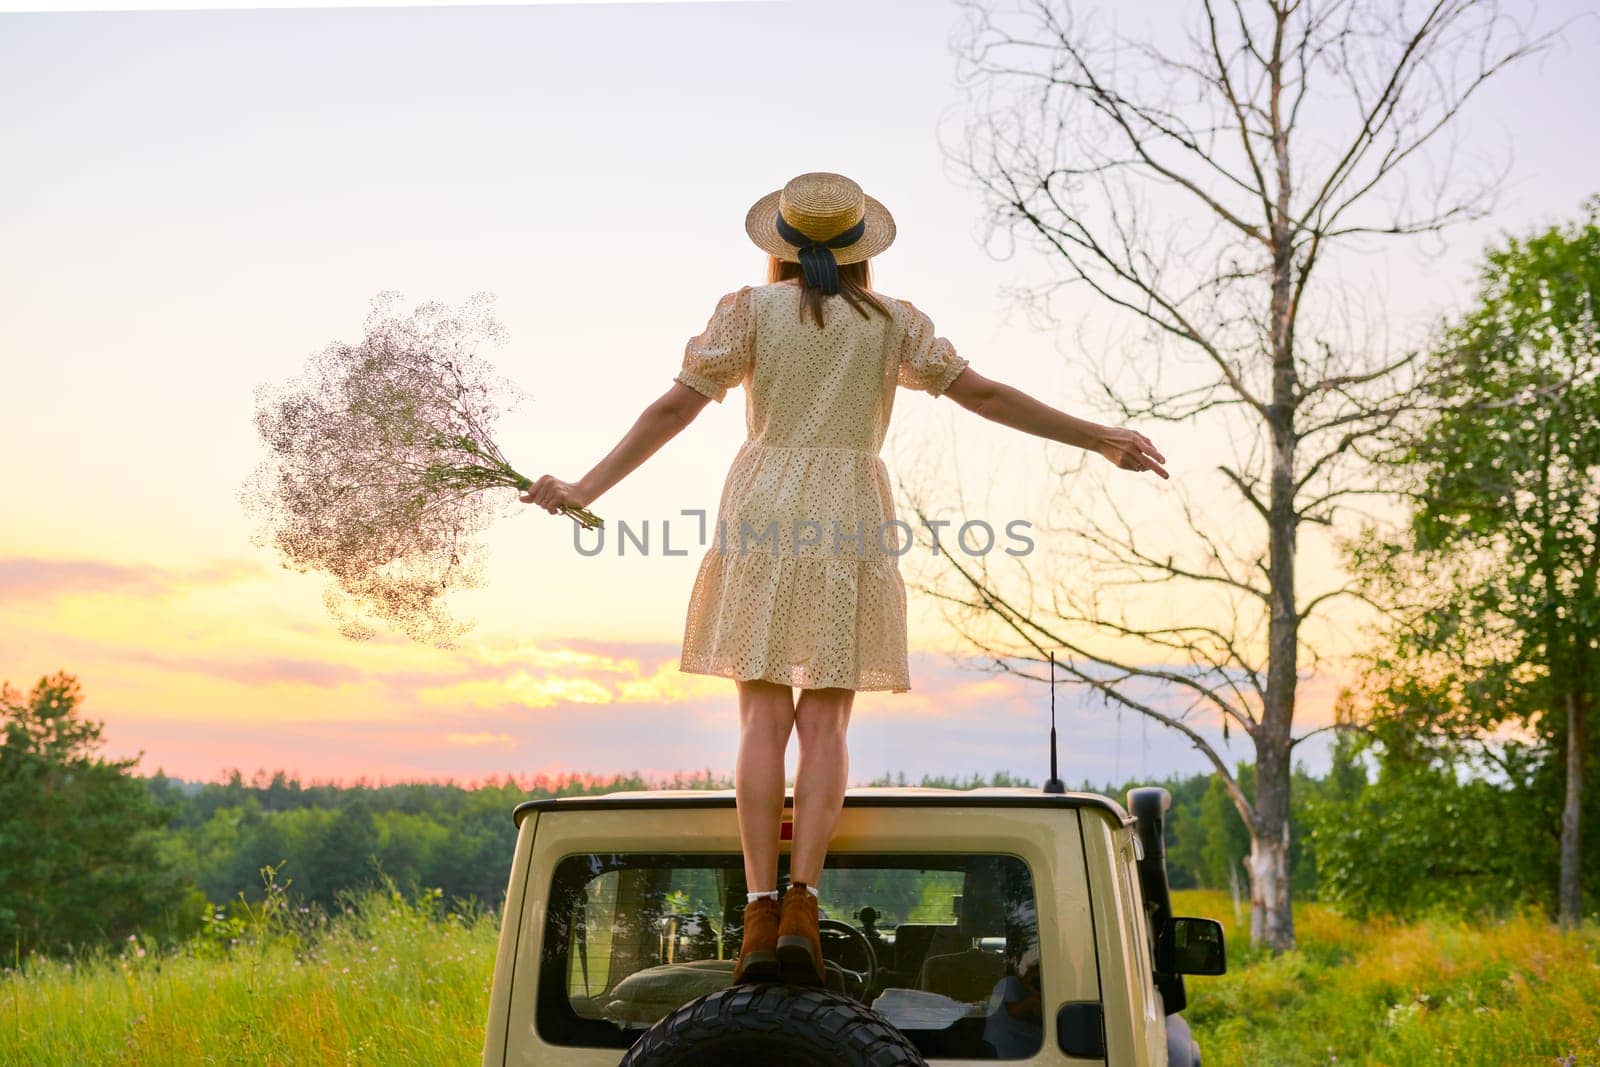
[1093,426,1169,480]
[519,475,592,515]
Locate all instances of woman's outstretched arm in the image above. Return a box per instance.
[941,367,1169,479]
[520,381,711,514]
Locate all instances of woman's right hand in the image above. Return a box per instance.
[519,474,594,514]
[1094,426,1169,479]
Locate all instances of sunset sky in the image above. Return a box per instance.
[3,0,1597,786]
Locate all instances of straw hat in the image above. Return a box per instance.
[744,172,896,293]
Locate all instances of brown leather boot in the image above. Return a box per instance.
[776,882,825,986]
[730,895,781,984]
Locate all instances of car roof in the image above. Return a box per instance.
[512,785,1131,827]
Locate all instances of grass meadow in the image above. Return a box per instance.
[3,886,1596,1065]
[1180,890,1600,1066]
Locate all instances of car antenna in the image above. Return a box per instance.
[1044,650,1065,794]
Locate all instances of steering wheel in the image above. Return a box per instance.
[818,918,878,998]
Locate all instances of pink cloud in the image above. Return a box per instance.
[0,556,267,601]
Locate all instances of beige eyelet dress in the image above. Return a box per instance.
[673,279,970,693]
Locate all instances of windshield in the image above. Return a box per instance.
[534,851,1043,1060]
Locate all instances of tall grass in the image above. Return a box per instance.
[5,883,1595,1065]
[3,866,497,1066]
[1176,889,1600,1067]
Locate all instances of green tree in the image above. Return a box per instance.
[1197,773,1251,896]
[1345,197,1600,924]
[1306,729,1550,918]
[0,672,184,956]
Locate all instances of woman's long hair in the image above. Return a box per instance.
[768,255,890,329]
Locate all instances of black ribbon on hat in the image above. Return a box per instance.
[774,211,866,295]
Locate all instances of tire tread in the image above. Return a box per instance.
[619,984,925,1066]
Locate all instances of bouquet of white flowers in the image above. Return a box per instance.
[241,290,600,646]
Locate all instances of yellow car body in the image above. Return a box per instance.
[482,786,1217,1066]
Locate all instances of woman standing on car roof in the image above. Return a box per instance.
[521,171,1168,987]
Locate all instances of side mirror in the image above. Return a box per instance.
[1156,917,1226,976]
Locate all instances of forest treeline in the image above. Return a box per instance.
[140,762,1289,915]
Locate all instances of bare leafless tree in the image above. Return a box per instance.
[939,0,1555,950]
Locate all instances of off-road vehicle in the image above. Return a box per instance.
[482,778,1225,1065]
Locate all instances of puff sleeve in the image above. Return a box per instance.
[896,299,970,397]
[674,285,756,403]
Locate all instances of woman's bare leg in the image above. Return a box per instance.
[789,686,854,887]
[735,678,796,892]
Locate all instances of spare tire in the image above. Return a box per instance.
[619,984,926,1067]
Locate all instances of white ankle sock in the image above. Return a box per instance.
[746,890,779,902]
[787,883,820,897]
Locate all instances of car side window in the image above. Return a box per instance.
[568,871,619,1009]
[1112,833,1157,1000]
[1130,835,1159,988]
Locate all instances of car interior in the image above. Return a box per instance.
[538,852,1043,1059]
